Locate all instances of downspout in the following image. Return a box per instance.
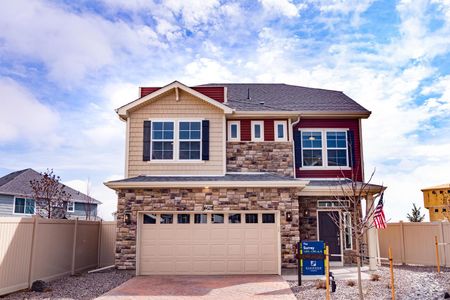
[291,116,301,179]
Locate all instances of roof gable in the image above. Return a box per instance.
[117,81,233,120]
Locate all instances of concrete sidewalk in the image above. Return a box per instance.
[97,275,296,300]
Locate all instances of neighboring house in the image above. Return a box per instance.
[0,168,101,220]
[105,81,383,275]
[422,183,450,221]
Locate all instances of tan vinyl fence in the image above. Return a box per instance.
[379,221,450,267]
[0,218,117,296]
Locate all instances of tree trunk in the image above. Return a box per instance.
[355,236,364,300]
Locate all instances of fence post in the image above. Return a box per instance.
[399,221,406,264]
[27,217,39,287]
[325,245,330,300]
[97,220,103,268]
[439,222,447,267]
[71,218,78,275]
[435,235,440,273]
[389,247,395,300]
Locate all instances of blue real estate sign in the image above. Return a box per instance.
[301,241,325,275]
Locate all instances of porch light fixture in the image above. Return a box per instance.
[286,211,293,222]
[304,209,310,217]
[124,211,132,225]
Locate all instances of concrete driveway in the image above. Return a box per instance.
[97,275,296,299]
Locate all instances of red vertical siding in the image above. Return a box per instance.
[295,119,363,181]
[140,87,160,97]
[191,87,225,102]
[264,120,274,141]
[240,120,251,141]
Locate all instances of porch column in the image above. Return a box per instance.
[366,193,378,270]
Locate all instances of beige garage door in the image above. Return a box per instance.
[138,211,280,275]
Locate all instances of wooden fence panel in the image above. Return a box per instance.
[99,221,116,267]
[379,221,449,267]
[0,218,117,296]
[0,218,34,296]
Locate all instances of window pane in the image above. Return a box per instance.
[191,122,200,131]
[254,124,261,138]
[177,214,190,224]
[302,132,322,148]
[303,149,323,166]
[228,213,241,223]
[262,213,275,223]
[231,124,237,138]
[277,124,284,138]
[327,149,347,166]
[160,214,173,224]
[14,198,25,213]
[153,122,163,130]
[194,214,207,224]
[327,132,347,148]
[179,130,189,139]
[162,150,173,159]
[164,122,174,130]
[212,214,224,224]
[180,122,189,130]
[143,214,157,224]
[191,131,201,139]
[25,199,35,214]
[163,131,174,139]
[179,141,200,160]
[152,130,163,139]
[245,213,258,223]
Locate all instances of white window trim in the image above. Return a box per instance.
[300,128,351,170]
[67,201,74,212]
[274,121,288,141]
[12,196,36,215]
[228,121,240,141]
[251,121,264,142]
[343,212,353,250]
[149,119,203,162]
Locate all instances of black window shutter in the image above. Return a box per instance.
[202,120,210,161]
[143,121,151,161]
[347,130,355,167]
[293,130,302,170]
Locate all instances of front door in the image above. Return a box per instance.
[318,211,341,262]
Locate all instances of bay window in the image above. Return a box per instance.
[301,130,348,168]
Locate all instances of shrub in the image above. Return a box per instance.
[371,274,381,281]
[315,280,326,289]
[347,280,356,287]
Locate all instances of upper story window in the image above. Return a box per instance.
[14,197,35,215]
[228,121,240,141]
[152,121,174,160]
[179,121,201,160]
[150,120,204,161]
[301,130,348,168]
[251,121,264,141]
[274,121,287,141]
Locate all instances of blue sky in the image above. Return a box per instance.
[1,0,449,221]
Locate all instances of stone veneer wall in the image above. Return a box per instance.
[298,196,360,265]
[116,187,301,270]
[226,142,294,177]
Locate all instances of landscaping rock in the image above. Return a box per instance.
[31,280,48,292]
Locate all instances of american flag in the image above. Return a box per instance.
[373,193,387,229]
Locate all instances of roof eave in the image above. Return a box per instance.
[231,110,371,118]
[104,180,309,189]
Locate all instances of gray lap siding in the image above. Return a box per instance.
[0,194,14,216]
[115,186,301,270]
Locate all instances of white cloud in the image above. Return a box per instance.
[259,0,305,17]
[0,77,60,144]
[0,0,162,85]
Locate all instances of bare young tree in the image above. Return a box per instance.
[83,179,95,220]
[329,168,384,300]
[30,169,72,219]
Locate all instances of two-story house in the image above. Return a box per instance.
[105,81,383,275]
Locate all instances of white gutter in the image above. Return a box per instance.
[291,116,301,178]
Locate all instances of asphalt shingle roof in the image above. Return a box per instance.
[109,173,299,183]
[0,168,101,204]
[197,83,370,113]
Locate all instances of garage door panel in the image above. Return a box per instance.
[139,211,279,275]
